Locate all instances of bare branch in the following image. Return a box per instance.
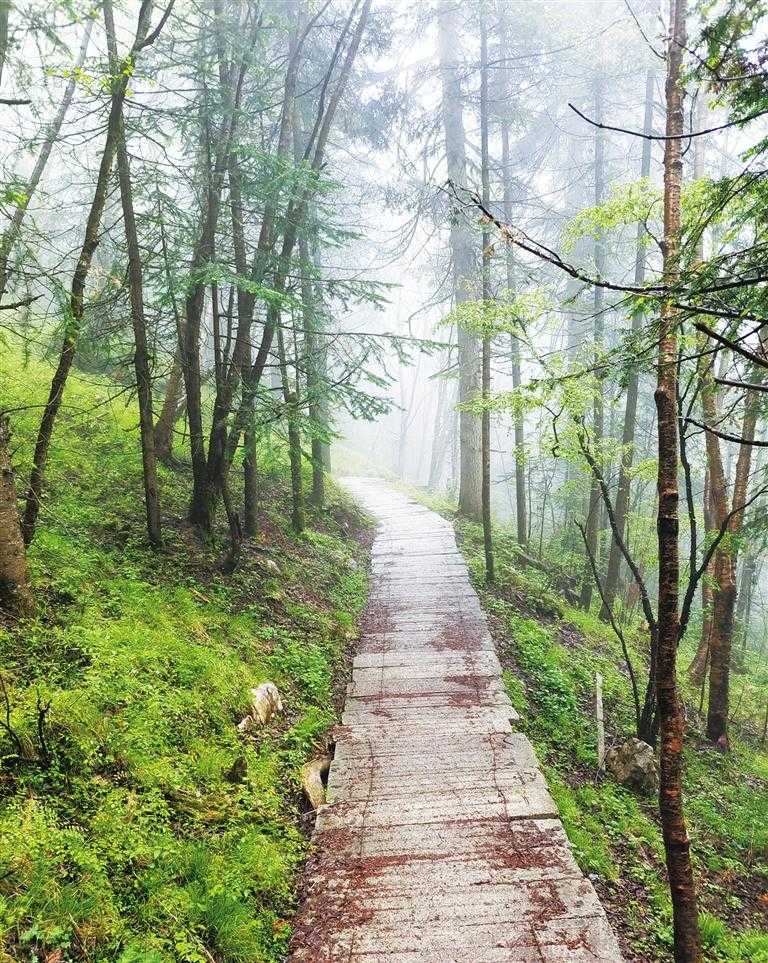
[576,520,642,729]
[568,100,768,140]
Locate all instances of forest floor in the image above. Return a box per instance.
[0,351,373,963]
[410,491,768,963]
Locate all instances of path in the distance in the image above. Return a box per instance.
[289,478,623,962]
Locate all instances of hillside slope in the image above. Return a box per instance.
[0,354,371,963]
[450,514,768,963]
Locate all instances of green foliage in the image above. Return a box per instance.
[0,351,369,962]
[562,178,659,252]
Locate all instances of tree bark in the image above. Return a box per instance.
[601,67,654,619]
[688,462,714,683]
[0,20,92,303]
[20,0,158,546]
[479,8,494,584]
[437,0,481,521]
[277,324,304,534]
[107,5,162,548]
[656,1,702,957]
[243,421,258,538]
[0,0,10,91]
[705,379,760,742]
[0,414,34,618]
[183,41,239,533]
[499,8,526,548]
[580,70,606,611]
[154,354,184,463]
[225,0,372,464]
[293,115,325,508]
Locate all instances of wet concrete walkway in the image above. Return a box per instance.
[289,478,623,962]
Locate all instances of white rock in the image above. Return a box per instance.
[301,756,331,811]
[250,681,283,725]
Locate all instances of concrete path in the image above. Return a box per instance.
[289,479,623,962]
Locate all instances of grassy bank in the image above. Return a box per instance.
[0,354,371,962]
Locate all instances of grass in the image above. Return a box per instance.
[421,502,768,963]
[0,350,371,962]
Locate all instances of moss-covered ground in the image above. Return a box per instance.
[0,353,371,963]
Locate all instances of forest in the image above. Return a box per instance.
[0,0,767,961]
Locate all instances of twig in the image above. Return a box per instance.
[0,674,23,758]
[576,521,642,731]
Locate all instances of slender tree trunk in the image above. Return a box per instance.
[736,546,759,657]
[0,21,92,303]
[243,421,258,537]
[154,200,185,463]
[183,12,249,533]
[0,0,10,91]
[501,133,527,548]
[698,352,733,742]
[293,106,325,507]
[184,103,229,531]
[580,70,606,611]
[428,374,450,491]
[499,11,526,548]
[20,0,156,546]
[154,355,184,463]
[225,0,371,471]
[688,463,714,683]
[300,242,325,508]
[656,1,702,957]
[0,414,34,617]
[108,8,162,547]
[479,9,494,584]
[601,67,654,619]
[706,381,760,742]
[437,0,481,521]
[276,325,304,534]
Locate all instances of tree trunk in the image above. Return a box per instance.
[705,380,760,743]
[479,8,494,584]
[656,1,702,957]
[243,421,258,537]
[0,0,10,90]
[108,7,162,548]
[428,374,451,491]
[0,414,34,617]
[580,70,606,611]
[601,67,654,619]
[183,83,232,532]
[499,12,526,549]
[224,0,371,474]
[0,20,92,303]
[277,325,304,534]
[154,354,184,463]
[301,252,325,508]
[21,0,157,546]
[735,546,759,657]
[688,461,714,683]
[437,0,481,521]
[183,9,251,533]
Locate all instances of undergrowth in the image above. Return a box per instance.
[0,352,370,962]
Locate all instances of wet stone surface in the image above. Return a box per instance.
[288,478,624,962]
